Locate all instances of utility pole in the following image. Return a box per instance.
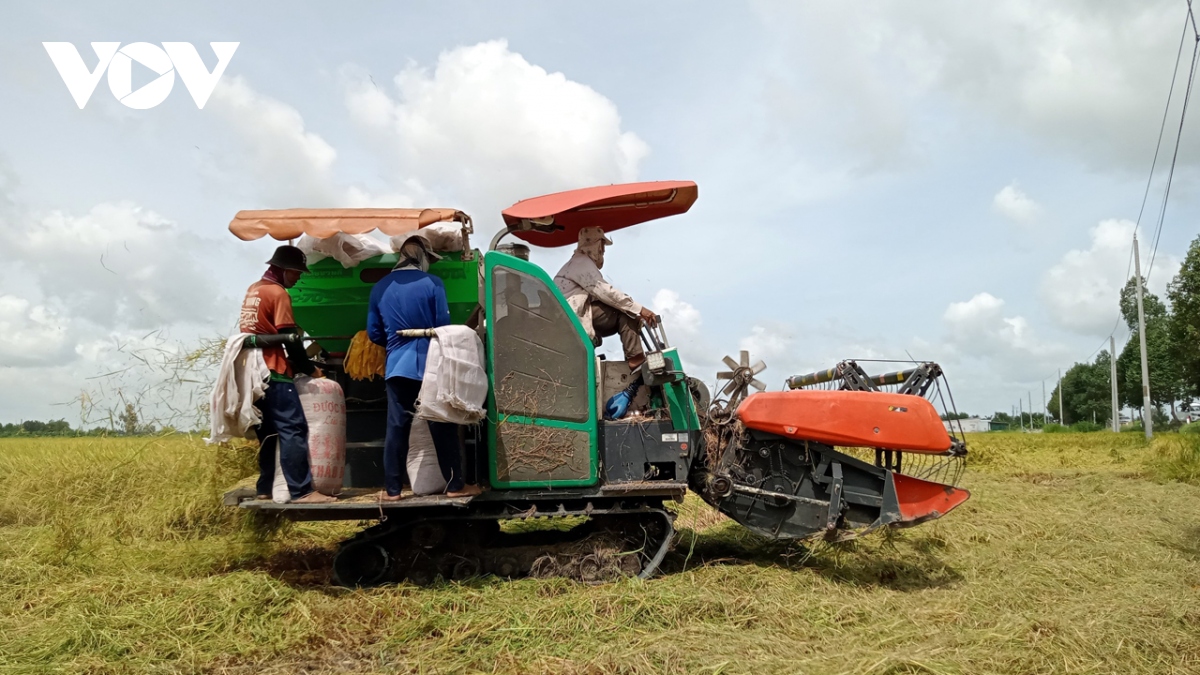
[1133,235,1154,439]
[1058,368,1065,424]
[1042,381,1047,428]
[1019,398,1024,432]
[1111,335,1120,432]
[1028,391,1034,429]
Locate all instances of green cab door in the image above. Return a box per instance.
[484,251,598,488]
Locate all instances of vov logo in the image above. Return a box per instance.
[43,42,239,110]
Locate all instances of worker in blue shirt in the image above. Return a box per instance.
[367,233,482,500]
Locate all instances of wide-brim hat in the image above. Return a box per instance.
[266,245,309,273]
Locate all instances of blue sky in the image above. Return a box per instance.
[2,1,1199,424]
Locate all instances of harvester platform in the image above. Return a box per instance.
[225,488,475,520]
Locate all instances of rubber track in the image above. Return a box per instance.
[332,500,676,586]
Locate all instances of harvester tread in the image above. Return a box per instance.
[331,498,675,587]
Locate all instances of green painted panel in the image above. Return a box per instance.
[484,251,599,489]
[288,251,480,352]
[660,348,702,432]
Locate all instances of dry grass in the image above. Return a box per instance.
[2,433,1200,673]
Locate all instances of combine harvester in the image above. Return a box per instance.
[223,181,969,585]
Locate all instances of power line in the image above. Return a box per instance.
[1147,12,1200,279]
[1082,4,1197,369]
[1133,10,1191,237]
[1031,3,1197,392]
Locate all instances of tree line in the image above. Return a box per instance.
[1047,234,1200,427]
[2,405,168,437]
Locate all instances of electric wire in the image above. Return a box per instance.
[1026,5,1197,412]
[1147,10,1200,279]
[1134,11,1190,237]
[788,6,1197,420]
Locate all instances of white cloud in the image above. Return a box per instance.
[205,77,420,210]
[993,182,1041,224]
[0,165,236,428]
[0,202,231,330]
[207,76,342,206]
[346,40,649,227]
[1039,219,1178,335]
[739,323,794,365]
[0,295,70,366]
[649,288,726,375]
[652,289,702,337]
[204,41,649,228]
[0,328,209,428]
[943,291,1067,380]
[758,1,1190,170]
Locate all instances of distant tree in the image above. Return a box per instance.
[1117,277,1183,416]
[0,419,73,437]
[1168,235,1200,400]
[940,411,970,420]
[119,404,139,436]
[1049,352,1115,426]
[990,412,1013,426]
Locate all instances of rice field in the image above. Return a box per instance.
[1,432,1199,674]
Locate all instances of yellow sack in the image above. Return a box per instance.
[345,330,386,381]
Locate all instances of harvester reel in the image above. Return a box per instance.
[715,350,767,410]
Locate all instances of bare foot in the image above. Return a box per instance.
[373,491,403,502]
[446,484,483,498]
[255,494,271,501]
[292,491,337,504]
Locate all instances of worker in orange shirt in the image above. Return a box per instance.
[239,245,336,504]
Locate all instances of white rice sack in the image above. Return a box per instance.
[406,420,447,495]
[298,233,388,268]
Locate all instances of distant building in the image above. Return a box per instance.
[943,417,991,433]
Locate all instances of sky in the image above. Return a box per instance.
[2,0,1200,425]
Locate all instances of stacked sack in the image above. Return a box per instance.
[271,375,346,502]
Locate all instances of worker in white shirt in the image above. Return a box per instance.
[553,227,659,370]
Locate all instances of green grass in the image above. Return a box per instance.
[2,433,1200,673]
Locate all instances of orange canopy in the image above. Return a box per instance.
[229,208,470,241]
[502,181,698,248]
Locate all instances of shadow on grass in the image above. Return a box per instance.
[223,521,961,592]
[664,524,963,591]
[226,544,337,589]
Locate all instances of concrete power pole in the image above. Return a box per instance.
[1110,335,1120,432]
[1019,398,1024,432]
[1042,381,1047,427]
[1133,235,1154,439]
[1028,391,1034,429]
[1058,368,1065,425]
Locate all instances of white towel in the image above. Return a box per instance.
[206,333,270,445]
[416,326,487,425]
